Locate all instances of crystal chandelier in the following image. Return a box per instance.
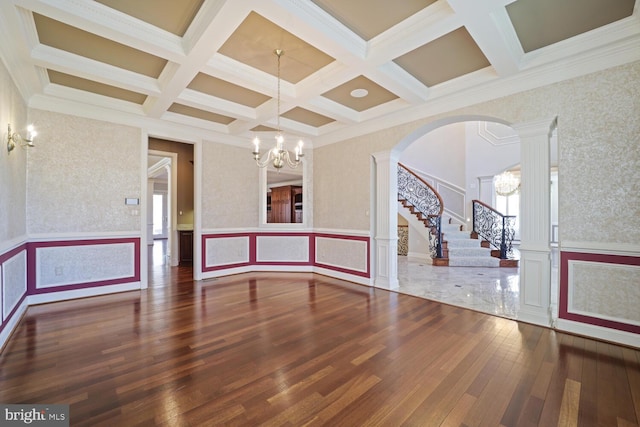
[494,171,520,196]
[252,49,304,169]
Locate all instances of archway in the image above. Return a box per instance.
[373,114,557,327]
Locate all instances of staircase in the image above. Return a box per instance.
[438,222,518,267]
[397,163,518,268]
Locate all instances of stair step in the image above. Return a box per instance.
[446,239,481,248]
[448,257,501,267]
[448,247,493,257]
[442,231,471,240]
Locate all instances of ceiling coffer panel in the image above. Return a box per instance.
[47,70,147,104]
[506,0,636,53]
[218,12,335,84]
[322,76,399,112]
[33,13,167,78]
[281,107,335,127]
[168,104,235,125]
[393,27,491,87]
[311,0,437,41]
[188,73,271,108]
[94,0,204,36]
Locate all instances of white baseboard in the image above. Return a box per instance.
[0,299,29,353]
[556,319,640,349]
[28,282,141,305]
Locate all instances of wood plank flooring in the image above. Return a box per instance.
[1,266,639,426]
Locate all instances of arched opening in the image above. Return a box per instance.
[374,114,556,325]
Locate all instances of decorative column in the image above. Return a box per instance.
[513,117,556,327]
[372,150,399,290]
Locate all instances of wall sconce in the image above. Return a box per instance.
[7,123,37,153]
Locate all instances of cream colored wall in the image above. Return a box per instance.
[314,61,640,246]
[0,60,28,243]
[314,136,387,230]
[400,123,467,187]
[26,110,142,234]
[201,141,259,229]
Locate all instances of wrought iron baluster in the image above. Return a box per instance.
[397,164,444,259]
[472,200,515,259]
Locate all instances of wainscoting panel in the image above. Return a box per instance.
[2,249,27,322]
[315,234,369,277]
[256,235,310,263]
[560,251,640,335]
[31,238,140,293]
[201,232,370,281]
[203,235,250,270]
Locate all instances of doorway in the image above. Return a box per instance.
[147,139,195,273]
[148,151,175,267]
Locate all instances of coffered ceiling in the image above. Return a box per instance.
[0,0,638,148]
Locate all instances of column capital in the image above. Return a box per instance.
[512,117,557,139]
[372,150,399,164]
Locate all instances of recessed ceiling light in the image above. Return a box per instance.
[350,88,368,98]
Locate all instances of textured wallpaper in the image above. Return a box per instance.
[314,61,640,245]
[201,142,259,229]
[0,60,28,243]
[26,110,142,234]
[569,260,640,324]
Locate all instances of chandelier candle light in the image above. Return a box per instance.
[252,49,304,169]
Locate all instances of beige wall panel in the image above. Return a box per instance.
[569,260,640,325]
[26,110,142,234]
[204,236,249,268]
[201,142,259,229]
[316,236,368,273]
[0,60,28,243]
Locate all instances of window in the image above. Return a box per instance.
[496,192,520,241]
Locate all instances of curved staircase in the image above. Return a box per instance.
[398,163,518,268]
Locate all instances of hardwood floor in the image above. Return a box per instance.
[1,262,639,425]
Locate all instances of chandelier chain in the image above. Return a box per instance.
[276,49,282,133]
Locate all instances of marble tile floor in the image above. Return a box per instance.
[397,248,559,321]
[397,255,521,319]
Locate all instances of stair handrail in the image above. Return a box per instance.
[398,163,444,216]
[471,199,516,259]
[398,163,444,258]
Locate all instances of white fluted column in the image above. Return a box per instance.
[373,151,399,290]
[514,117,556,326]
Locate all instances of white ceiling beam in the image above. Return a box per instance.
[446,0,522,76]
[144,1,251,118]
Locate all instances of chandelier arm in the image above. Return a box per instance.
[283,151,302,169]
[254,151,273,168]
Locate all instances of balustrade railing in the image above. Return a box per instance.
[398,163,444,258]
[472,200,516,259]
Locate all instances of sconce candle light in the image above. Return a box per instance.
[7,123,37,153]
